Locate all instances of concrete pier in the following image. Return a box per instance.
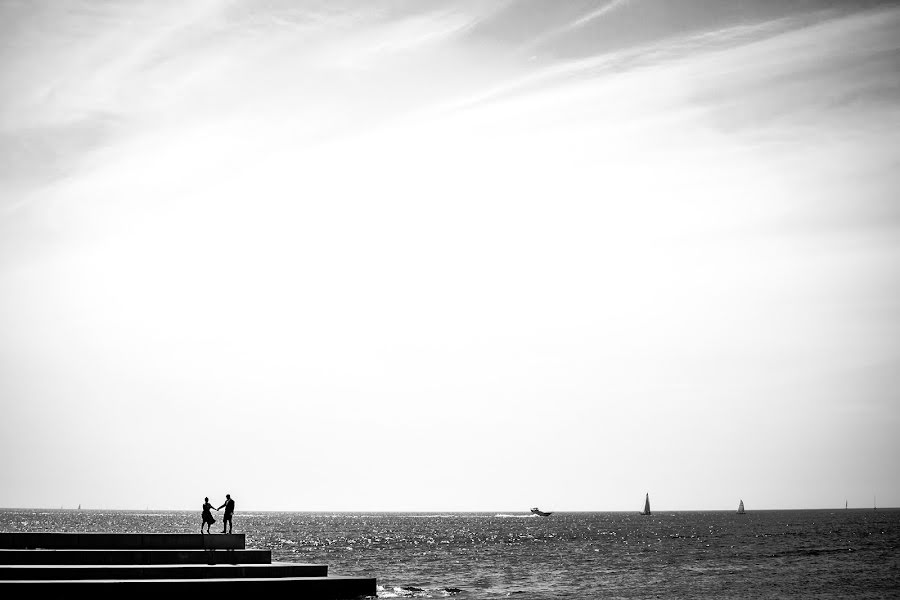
[0,562,328,579]
[0,548,271,565]
[0,532,375,598]
[0,532,246,550]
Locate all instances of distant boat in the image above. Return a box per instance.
[530,507,552,517]
[845,500,848,510]
[737,500,745,515]
[641,493,651,516]
[77,504,81,510]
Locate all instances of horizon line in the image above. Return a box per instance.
[1,506,895,513]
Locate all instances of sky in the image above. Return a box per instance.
[1,0,899,512]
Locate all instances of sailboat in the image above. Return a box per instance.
[641,493,651,516]
[737,500,745,515]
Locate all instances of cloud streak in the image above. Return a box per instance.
[514,0,631,55]
[571,0,631,28]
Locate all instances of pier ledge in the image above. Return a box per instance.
[0,532,375,599]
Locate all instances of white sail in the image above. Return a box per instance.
[737,500,745,514]
[641,493,651,516]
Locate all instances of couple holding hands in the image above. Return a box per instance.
[201,494,235,534]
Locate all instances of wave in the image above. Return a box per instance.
[494,513,538,518]
[377,585,462,598]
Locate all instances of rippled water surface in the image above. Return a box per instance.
[2,509,897,598]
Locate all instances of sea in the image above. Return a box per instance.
[1,508,898,598]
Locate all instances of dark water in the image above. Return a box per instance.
[2,509,898,598]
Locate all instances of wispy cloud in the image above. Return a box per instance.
[516,0,631,55]
[0,3,482,219]
[445,6,871,116]
[570,0,631,28]
[314,8,488,70]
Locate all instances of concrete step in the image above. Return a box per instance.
[0,575,377,598]
[0,562,328,580]
[0,533,244,550]
[0,548,271,565]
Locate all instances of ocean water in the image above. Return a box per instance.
[1,508,897,598]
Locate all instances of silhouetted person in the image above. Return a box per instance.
[200,497,216,534]
[217,494,235,534]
